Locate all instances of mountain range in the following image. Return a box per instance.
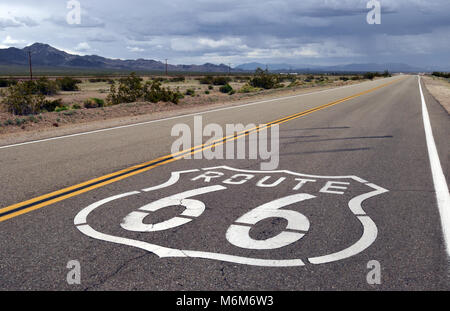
[0,43,432,73]
[0,43,233,73]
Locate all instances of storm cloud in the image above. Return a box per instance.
[0,0,449,69]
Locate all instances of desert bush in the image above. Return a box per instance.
[185,88,195,96]
[199,76,214,85]
[107,73,144,105]
[212,76,231,85]
[250,68,280,89]
[107,73,183,105]
[55,106,69,112]
[238,84,261,93]
[56,77,80,91]
[143,82,183,104]
[84,98,105,109]
[72,104,82,110]
[42,98,64,112]
[28,77,58,95]
[0,79,18,87]
[432,72,450,79]
[363,72,376,80]
[169,76,185,83]
[0,82,45,115]
[219,83,233,93]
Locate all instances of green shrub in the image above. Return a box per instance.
[432,72,450,79]
[42,98,64,112]
[34,77,59,95]
[250,68,279,89]
[84,98,105,109]
[185,88,195,96]
[72,104,82,110]
[55,106,69,112]
[169,76,185,83]
[107,73,143,105]
[107,73,183,105]
[0,78,18,87]
[212,76,231,85]
[363,72,376,80]
[219,83,233,93]
[238,84,261,93]
[204,90,210,95]
[208,85,214,90]
[56,77,80,91]
[0,82,45,115]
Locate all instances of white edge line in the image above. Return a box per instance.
[0,78,395,150]
[418,75,450,257]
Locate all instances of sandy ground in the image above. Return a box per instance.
[423,76,450,114]
[0,77,368,146]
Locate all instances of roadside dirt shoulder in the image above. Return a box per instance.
[423,76,450,114]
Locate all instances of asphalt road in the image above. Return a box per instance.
[0,75,448,290]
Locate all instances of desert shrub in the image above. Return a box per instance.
[219,83,233,93]
[199,76,214,85]
[0,82,46,115]
[143,82,183,104]
[88,78,114,83]
[339,76,349,81]
[239,84,261,93]
[0,79,18,87]
[382,70,392,77]
[185,88,195,96]
[250,68,280,89]
[84,98,105,109]
[42,98,64,112]
[208,85,214,90]
[204,90,210,95]
[56,77,80,91]
[30,77,58,95]
[169,76,185,83]
[107,73,144,105]
[212,76,231,85]
[432,72,450,79]
[107,73,182,105]
[351,76,361,80]
[363,72,376,80]
[72,104,82,109]
[55,106,69,112]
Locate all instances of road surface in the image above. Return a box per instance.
[0,75,448,290]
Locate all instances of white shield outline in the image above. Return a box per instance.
[74,166,388,267]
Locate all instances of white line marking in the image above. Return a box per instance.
[418,76,450,256]
[0,79,392,150]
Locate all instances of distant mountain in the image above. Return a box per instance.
[0,43,235,73]
[236,62,427,73]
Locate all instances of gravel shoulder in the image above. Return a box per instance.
[423,76,450,114]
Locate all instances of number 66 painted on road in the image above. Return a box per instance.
[121,186,315,250]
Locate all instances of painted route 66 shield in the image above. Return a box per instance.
[74,166,388,267]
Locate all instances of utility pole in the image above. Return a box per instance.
[165,59,168,76]
[28,51,33,81]
[228,63,231,75]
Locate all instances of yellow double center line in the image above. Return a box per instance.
[0,78,400,222]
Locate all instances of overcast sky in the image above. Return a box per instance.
[0,0,449,68]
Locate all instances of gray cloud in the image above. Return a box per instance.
[0,0,449,68]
